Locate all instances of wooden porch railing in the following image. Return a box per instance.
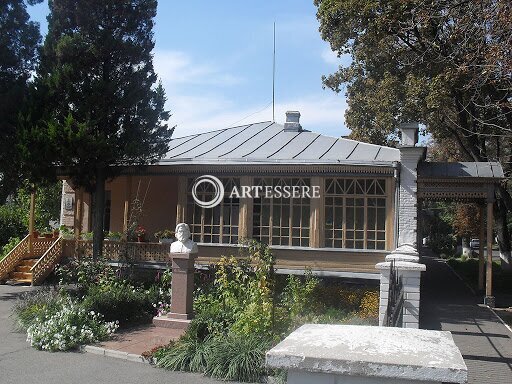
[31,237,63,286]
[62,239,170,263]
[0,234,30,281]
[32,237,58,258]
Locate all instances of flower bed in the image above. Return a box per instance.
[150,241,378,383]
[12,257,172,352]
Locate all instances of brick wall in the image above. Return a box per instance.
[398,147,425,246]
[60,180,74,228]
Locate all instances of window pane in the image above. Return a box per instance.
[324,178,388,250]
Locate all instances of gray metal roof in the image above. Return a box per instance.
[418,162,504,179]
[160,121,400,166]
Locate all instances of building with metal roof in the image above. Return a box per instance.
[161,119,400,166]
[51,111,504,291]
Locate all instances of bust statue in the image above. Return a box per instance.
[170,223,198,254]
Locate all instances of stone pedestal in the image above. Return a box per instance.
[266,324,467,384]
[153,252,196,330]
[376,257,426,329]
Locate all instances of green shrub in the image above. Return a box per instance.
[26,297,118,351]
[156,334,211,372]
[157,333,272,383]
[11,289,61,330]
[0,236,21,260]
[0,204,26,246]
[281,270,319,319]
[205,333,272,382]
[83,284,156,326]
[0,182,61,247]
[192,293,234,337]
[56,257,119,291]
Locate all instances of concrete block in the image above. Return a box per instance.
[104,349,129,360]
[406,292,420,301]
[403,314,419,323]
[82,345,105,356]
[266,324,467,383]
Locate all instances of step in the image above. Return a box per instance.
[20,258,39,267]
[16,265,32,273]
[9,271,32,280]
[6,279,32,285]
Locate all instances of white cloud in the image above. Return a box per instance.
[321,46,352,67]
[153,49,244,87]
[321,47,339,65]
[155,49,349,140]
[168,92,349,139]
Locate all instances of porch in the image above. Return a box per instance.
[63,239,386,277]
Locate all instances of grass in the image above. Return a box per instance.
[446,257,512,295]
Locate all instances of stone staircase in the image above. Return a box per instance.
[0,235,62,285]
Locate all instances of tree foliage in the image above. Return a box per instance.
[315,0,511,150]
[20,0,173,257]
[315,0,512,261]
[0,182,61,247]
[0,0,42,201]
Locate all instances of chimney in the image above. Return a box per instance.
[399,122,419,147]
[284,111,302,132]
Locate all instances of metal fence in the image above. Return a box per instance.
[384,259,404,327]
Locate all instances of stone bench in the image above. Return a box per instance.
[266,324,467,384]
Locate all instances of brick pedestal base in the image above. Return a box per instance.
[153,252,196,330]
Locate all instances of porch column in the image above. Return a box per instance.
[484,189,495,307]
[478,204,485,291]
[397,123,426,249]
[74,188,84,239]
[238,176,253,240]
[176,176,187,224]
[28,191,36,256]
[122,175,131,239]
[310,176,324,248]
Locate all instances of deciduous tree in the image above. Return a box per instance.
[315,0,512,266]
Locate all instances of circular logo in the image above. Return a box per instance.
[192,175,224,208]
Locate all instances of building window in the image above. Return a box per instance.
[253,178,310,247]
[186,177,240,244]
[325,179,387,250]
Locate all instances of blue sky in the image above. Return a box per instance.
[28,0,350,138]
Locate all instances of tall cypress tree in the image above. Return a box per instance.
[26,0,172,258]
[0,0,41,202]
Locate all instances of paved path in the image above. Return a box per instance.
[420,254,512,383]
[0,285,238,384]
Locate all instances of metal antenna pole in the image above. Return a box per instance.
[272,22,276,122]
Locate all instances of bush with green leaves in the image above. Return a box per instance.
[83,283,159,326]
[13,290,118,351]
[56,257,119,291]
[205,333,272,382]
[0,182,61,247]
[154,241,377,382]
[0,236,21,261]
[26,296,118,351]
[156,332,272,383]
[11,289,62,331]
